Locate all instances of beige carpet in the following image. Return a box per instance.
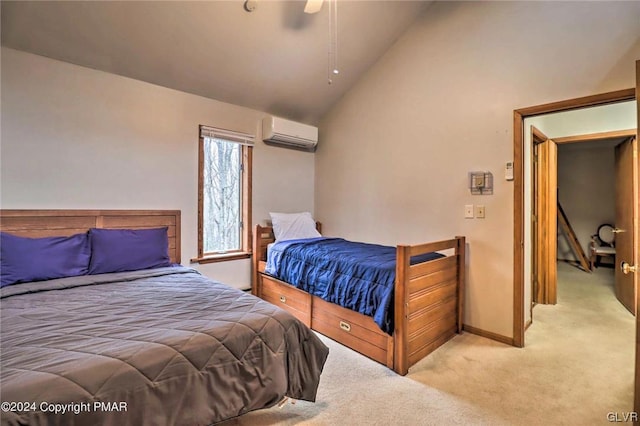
[221,263,634,425]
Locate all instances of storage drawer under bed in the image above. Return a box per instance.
[260,274,312,327]
[311,297,394,368]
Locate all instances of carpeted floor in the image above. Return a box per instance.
[221,262,634,425]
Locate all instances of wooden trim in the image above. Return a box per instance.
[635,59,640,420]
[553,128,637,144]
[190,252,251,264]
[243,146,253,258]
[515,88,636,117]
[531,126,548,142]
[463,324,514,346]
[456,236,466,334]
[514,88,635,351]
[197,134,205,258]
[0,209,181,263]
[0,209,178,217]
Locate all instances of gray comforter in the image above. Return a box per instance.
[0,267,329,425]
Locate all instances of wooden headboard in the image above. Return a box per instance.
[0,210,181,263]
[253,222,323,263]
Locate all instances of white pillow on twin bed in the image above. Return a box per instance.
[270,212,321,242]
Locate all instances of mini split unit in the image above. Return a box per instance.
[262,116,318,150]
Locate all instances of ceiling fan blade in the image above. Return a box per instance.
[304,0,324,14]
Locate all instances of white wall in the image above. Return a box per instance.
[0,47,316,289]
[316,1,640,338]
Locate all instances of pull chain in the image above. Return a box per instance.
[328,0,339,85]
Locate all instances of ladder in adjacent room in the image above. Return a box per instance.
[557,202,590,271]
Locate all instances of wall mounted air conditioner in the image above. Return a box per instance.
[262,116,318,150]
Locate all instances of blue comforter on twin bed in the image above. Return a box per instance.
[265,238,443,335]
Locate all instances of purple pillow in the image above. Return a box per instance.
[0,232,91,288]
[88,227,170,275]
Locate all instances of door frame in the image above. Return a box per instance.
[636,60,640,419]
[512,88,636,348]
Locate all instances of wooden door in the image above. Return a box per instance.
[532,127,557,305]
[615,136,638,314]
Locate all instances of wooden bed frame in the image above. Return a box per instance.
[252,224,465,375]
[0,210,181,263]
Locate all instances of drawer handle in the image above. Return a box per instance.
[279,295,286,304]
[339,321,351,332]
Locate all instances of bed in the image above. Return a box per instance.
[252,214,465,376]
[0,210,329,426]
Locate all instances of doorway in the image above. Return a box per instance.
[512,88,637,348]
[514,87,639,416]
[530,129,636,313]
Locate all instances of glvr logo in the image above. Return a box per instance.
[607,412,638,422]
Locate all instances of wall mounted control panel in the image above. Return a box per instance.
[505,161,514,181]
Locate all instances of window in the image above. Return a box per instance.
[194,125,253,263]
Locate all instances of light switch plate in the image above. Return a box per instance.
[476,205,485,218]
[465,205,474,219]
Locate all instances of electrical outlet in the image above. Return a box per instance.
[476,205,485,218]
[465,205,474,219]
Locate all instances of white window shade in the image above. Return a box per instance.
[200,125,255,146]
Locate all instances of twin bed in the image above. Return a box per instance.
[253,214,465,375]
[0,209,466,425]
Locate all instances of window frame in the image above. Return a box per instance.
[192,129,252,264]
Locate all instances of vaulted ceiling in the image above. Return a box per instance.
[1,1,430,124]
